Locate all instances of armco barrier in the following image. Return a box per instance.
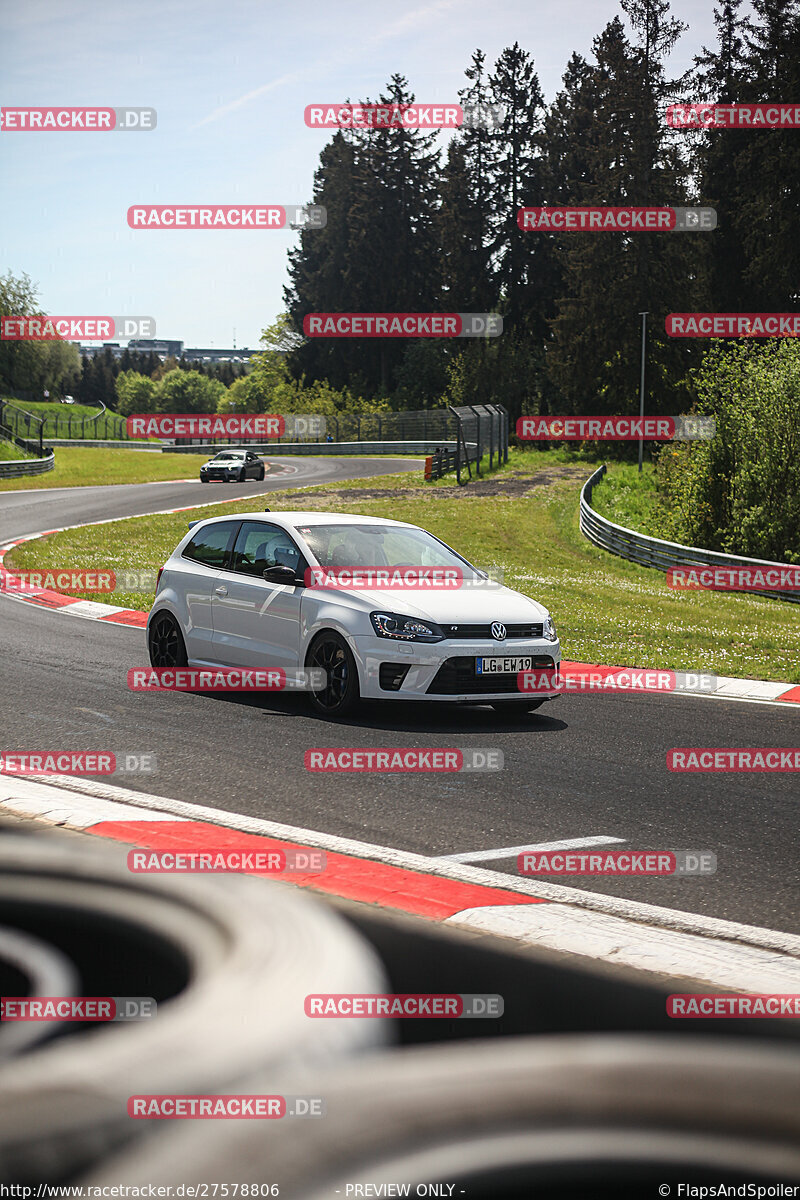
[0,449,55,479]
[161,440,453,456]
[580,464,800,603]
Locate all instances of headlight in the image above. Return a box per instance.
[543,616,558,642]
[370,611,444,643]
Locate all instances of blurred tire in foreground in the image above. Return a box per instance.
[0,834,388,1183]
[84,1035,800,1197]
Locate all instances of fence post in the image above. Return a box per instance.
[472,408,481,477]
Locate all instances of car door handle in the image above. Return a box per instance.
[215,586,228,596]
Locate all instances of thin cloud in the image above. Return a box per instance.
[193,0,460,128]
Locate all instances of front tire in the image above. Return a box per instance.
[306,631,360,718]
[148,612,188,668]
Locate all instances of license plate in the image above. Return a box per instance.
[476,656,533,674]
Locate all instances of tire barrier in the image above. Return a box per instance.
[0,927,79,1061]
[83,1035,800,1196]
[0,834,389,1184]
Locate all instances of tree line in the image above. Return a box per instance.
[283,0,800,425]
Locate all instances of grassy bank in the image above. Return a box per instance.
[0,439,26,462]
[6,450,798,681]
[0,446,214,491]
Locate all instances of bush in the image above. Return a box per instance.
[655,340,800,563]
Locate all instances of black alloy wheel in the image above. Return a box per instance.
[306,631,360,717]
[148,612,188,668]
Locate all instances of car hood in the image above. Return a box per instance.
[311,581,549,623]
[202,459,238,468]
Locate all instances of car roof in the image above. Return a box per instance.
[192,511,414,531]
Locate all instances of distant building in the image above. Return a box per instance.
[77,338,258,363]
[126,338,185,358]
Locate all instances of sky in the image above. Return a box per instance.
[0,0,741,350]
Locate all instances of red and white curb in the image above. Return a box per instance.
[2,509,800,703]
[2,773,800,995]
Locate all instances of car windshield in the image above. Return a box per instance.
[295,523,484,578]
[211,453,242,461]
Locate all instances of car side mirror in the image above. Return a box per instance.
[263,565,298,585]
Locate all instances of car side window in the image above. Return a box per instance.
[182,521,240,569]
[230,521,304,579]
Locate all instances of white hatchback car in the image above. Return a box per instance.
[146,511,561,717]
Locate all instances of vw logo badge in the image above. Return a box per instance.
[491,622,506,640]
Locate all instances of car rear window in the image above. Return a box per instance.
[182,521,239,568]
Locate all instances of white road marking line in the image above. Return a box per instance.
[2,773,799,962]
[442,835,625,864]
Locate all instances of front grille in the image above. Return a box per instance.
[379,663,410,691]
[442,622,544,639]
[428,655,556,695]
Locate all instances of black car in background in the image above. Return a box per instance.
[199,450,266,483]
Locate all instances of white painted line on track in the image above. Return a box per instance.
[443,835,626,863]
[2,773,799,965]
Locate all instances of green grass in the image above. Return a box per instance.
[0,438,26,462]
[1,398,129,440]
[7,452,799,682]
[0,446,214,491]
[589,461,667,538]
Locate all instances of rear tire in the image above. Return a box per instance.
[306,631,360,718]
[148,612,188,668]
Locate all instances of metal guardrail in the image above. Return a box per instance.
[0,449,55,478]
[580,465,800,603]
[425,447,459,480]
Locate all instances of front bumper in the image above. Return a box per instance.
[353,635,562,702]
